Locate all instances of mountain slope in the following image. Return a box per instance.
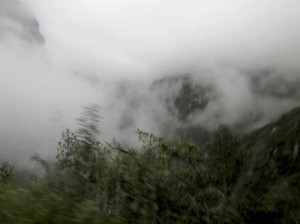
[235,107,300,223]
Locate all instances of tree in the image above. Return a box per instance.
[0,161,14,184]
[206,125,244,199]
[56,105,106,201]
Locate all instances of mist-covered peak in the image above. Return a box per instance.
[0,0,44,44]
[152,74,214,121]
[249,68,300,100]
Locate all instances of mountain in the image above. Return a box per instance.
[151,74,213,145]
[0,0,44,44]
[244,106,300,174]
[152,74,213,121]
[232,107,300,223]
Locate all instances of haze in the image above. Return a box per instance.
[1,0,300,166]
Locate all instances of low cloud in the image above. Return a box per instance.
[1,0,300,164]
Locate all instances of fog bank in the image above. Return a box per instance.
[1,0,300,165]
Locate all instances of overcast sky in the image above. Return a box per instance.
[28,0,300,71]
[1,0,300,165]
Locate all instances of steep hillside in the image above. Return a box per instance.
[235,107,300,223]
[245,106,300,175]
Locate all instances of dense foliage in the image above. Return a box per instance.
[0,107,300,223]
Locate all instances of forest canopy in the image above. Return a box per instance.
[0,106,300,224]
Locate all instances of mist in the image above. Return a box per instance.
[1,0,300,165]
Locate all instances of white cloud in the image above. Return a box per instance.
[1,0,300,163]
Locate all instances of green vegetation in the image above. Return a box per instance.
[0,107,300,223]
